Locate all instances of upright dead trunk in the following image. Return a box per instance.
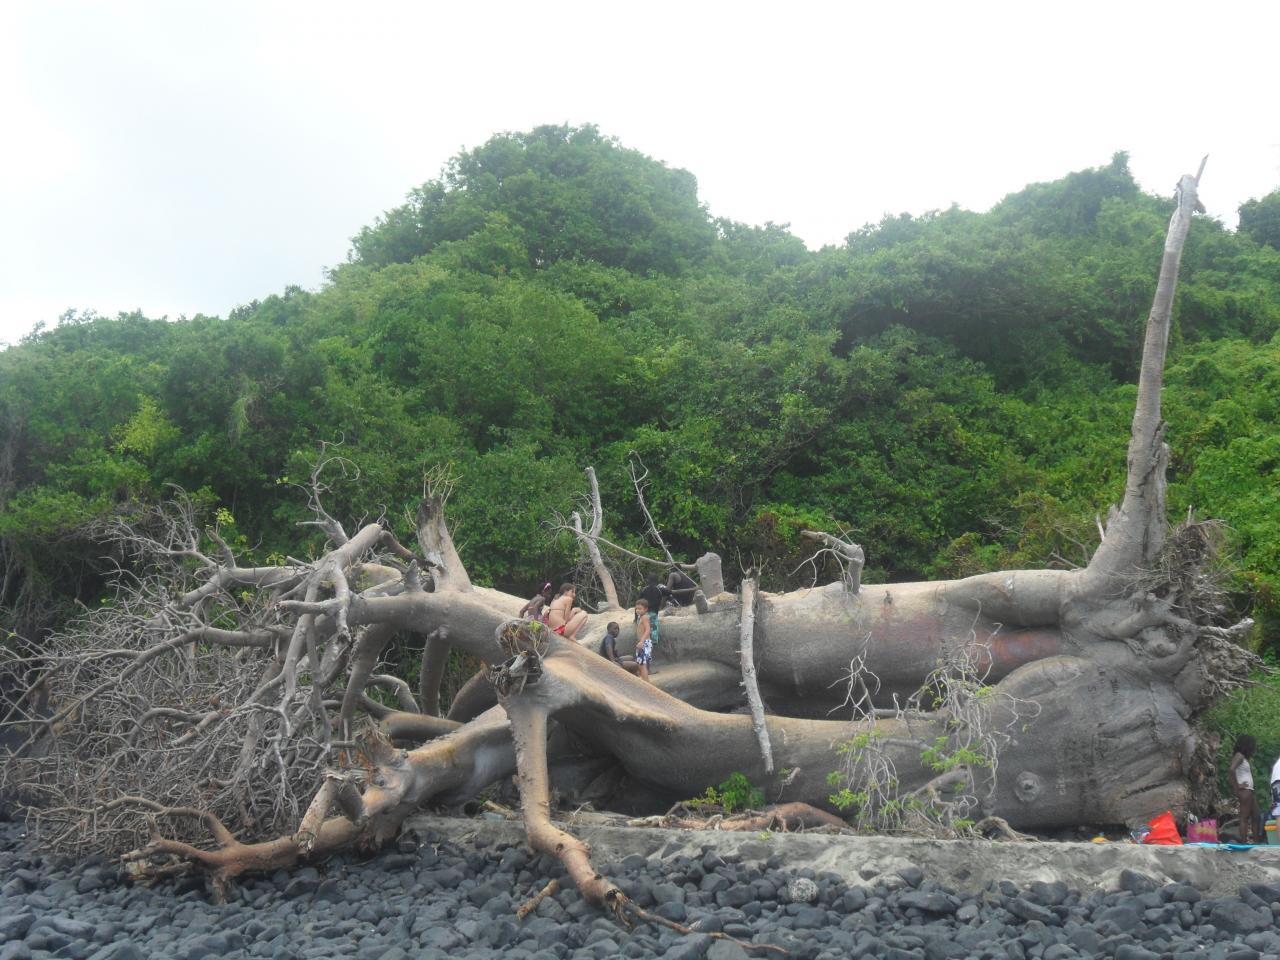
[1086,160,1206,584]
[573,467,620,610]
[736,573,773,773]
[415,493,471,715]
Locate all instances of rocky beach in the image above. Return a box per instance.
[6,818,1280,960]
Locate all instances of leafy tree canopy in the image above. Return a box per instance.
[1239,189,1280,251]
[3,128,1278,657]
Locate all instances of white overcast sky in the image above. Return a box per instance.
[2,0,1277,345]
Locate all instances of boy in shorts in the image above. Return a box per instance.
[633,599,654,683]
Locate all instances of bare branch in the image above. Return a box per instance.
[799,530,864,594]
[367,674,419,713]
[629,453,675,564]
[737,572,773,773]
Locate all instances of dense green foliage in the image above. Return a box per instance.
[1206,660,1280,801]
[3,126,1279,669]
[1239,190,1280,252]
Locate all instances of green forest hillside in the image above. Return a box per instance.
[3,125,1279,657]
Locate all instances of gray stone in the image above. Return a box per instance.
[896,865,924,888]
[0,913,34,941]
[653,882,685,905]
[1029,881,1069,907]
[715,885,753,909]
[1114,946,1161,960]
[920,931,970,960]
[76,868,108,894]
[900,891,959,915]
[1167,883,1203,904]
[481,918,519,948]
[786,877,819,904]
[791,906,827,928]
[1209,900,1270,935]
[655,901,687,923]
[688,914,723,934]
[1067,924,1102,953]
[420,927,466,952]
[700,874,730,895]
[46,917,95,940]
[1119,870,1158,896]
[619,853,648,872]
[664,934,713,960]
[1245,930,1280,952]
[1006,897,1057,925]
[183,933,230,960]
[1094,902,1143,935]
[707,941,750,960]
[467,882,504,907]
[282,876,318,898]
[86,945,145,960]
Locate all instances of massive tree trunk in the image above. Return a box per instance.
[0,163,1255,912]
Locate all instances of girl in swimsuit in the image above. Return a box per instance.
[546,583,588,640]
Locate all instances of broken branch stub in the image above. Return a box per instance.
[799,530,864,594]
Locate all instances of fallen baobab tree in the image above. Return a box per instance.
[0,162,1257,918]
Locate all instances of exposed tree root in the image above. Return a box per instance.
[378,710,461,744]
[972,816,1037,842]
[625,903,789,956]
[633,801,847,833]
[516,878,559,919]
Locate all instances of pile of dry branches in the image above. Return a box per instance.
[0,465,420,858]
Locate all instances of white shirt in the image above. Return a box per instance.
[1271,757,1280,816]
[1236,757,1254,790]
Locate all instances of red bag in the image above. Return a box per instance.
[1143,811,1183,845]
[1186,818,1218,844]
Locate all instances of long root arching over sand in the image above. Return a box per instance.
[0,162,1258,915]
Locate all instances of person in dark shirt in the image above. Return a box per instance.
[638,572,668,645]
[599,621,640,675]
[639,572,669,610]
[666,568,698,606]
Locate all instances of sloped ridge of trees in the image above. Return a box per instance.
[0,166,1258,921]
[3,128,1280,659]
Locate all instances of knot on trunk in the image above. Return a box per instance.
[488,619,551,698]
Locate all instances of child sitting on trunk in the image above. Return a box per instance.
[600,621,640,676]
[518,582,553,623]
